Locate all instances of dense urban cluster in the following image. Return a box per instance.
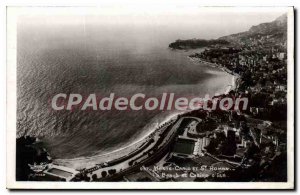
[191,45,287,120]
[173,14,288,181]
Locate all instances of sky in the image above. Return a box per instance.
[15,6,287,39]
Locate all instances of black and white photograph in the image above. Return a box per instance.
[5,5,294,189]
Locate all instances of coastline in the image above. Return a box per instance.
[54,138,147,169]
[188,56,240,93]
[53,114,179,170]
[53,55,238,170]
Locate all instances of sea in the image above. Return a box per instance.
[17,17,233,159]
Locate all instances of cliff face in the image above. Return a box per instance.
[218,14,287,45]
[249,14,287,34]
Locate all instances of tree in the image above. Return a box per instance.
[84,176,91,182]
[101,171,107,178]
[108,169,116,175]
[92,174,98,181]
[128,161,133,166]
[137,177,152,182]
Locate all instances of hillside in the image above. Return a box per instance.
[218,14,287,46]
[169,14,287,49]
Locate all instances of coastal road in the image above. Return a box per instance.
[91,116,199,181]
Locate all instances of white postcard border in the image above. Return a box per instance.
[6,6,294,189]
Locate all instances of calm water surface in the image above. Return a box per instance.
[17,19,232,159]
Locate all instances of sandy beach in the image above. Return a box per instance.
[53,56,238,171]
[188,56,240,93]
[53,137,147,170]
